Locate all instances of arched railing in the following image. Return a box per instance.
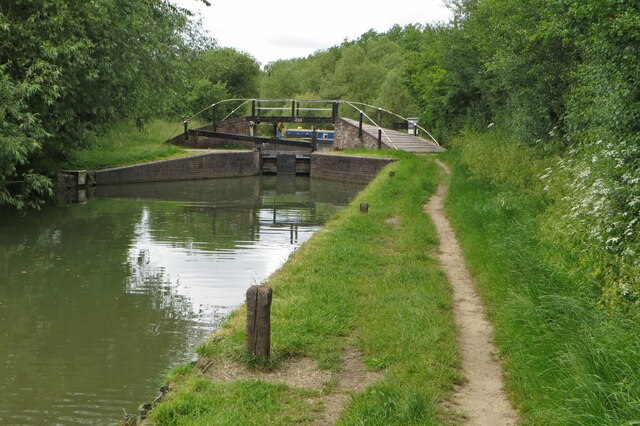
[180,98,440,149]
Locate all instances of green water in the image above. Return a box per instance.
[0,175,363,425]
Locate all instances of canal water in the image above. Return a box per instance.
[0,175,363,425]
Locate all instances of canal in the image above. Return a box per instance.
[0,175,364,425]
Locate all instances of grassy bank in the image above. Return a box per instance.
[65,119,189,170]
[146,154,461,425]
[443,132,640,425]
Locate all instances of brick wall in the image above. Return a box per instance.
[169,119,256,149]
[95,151,260,185]
[310,152,397,184]
[182,136,257,150]
[214,118,252,135]
[333,118,389,150]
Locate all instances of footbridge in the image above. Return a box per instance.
[175,99,444,155]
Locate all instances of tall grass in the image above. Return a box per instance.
[150,154,461,425]
[443,131,640,425]
[65,119,188,170]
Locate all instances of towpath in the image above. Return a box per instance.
[425,160,518,425]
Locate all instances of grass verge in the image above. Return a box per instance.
[442,136,640,425]
[65,119,190,170]
[147,154,460,425]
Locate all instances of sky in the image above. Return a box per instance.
[173,0,453,66]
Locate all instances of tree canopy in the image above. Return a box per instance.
[260,29,418,120]
[0,0,260,209]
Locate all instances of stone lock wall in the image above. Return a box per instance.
[180,136,256,150]
[310,152,397,184]
[333,118,388,151]
[95,151,260,185]
[213,118,252,135]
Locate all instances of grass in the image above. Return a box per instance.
[148,154,461,425]
[442,134,640,425]
[150,378,314,425]
[65,119,190,170]
[331,149,416,160]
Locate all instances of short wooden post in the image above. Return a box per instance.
[332,101,339,122]
[360,202,369,213]
[246,285,272,358]
[358,112,363,138]
[291,99,296,119]
[251,99,256,117]
[183,119,189,141]
[377,128,382,149]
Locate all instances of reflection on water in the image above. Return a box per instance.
[0,175,363,425]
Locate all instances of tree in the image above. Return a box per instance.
[172,47,261,118]
[0,0,193,208]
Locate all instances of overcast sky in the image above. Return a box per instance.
[173,0,453,66]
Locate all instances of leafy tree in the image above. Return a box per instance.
[0,64,51,209]
[260,30,419,121]
[262,58,307,99]
[172,47,261,119]
[0,0,193,208]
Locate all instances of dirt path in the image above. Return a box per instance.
[197,347,380,425]
[425,160,517,425]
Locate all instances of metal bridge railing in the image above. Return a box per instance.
[179,98,440,148]
[343,100,440,146]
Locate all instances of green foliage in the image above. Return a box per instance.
[0,0,195,208]
[0,1,262,209]
[404,25,483,142]
[0,62,51,209]
[445,140,640,424]
[453,128,547,197]
[403,0,640,308]
[340,383,437,425]
[539,1,640,308]
[151,378,313,425]
[172,47,261,119]
[261,29,418,120]
[65,119,187,170]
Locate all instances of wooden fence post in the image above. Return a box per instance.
[246,285,272,358]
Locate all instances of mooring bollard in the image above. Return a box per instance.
[360,202,369,213]
[246,285,272,358]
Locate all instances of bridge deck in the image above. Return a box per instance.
[341,118,444,153]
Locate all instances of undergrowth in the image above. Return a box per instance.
[65,119,189,170]
[444,130,640,425]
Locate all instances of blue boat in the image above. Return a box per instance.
[284,129,334,142]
